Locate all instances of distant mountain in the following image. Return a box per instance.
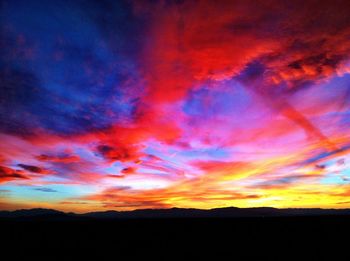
[0,208,67,218]
[1,206,350,219]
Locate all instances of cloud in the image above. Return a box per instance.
[33,187,58,193]
[133,0,350,152]
[250,174,317,189]
[1,0,144,137]
[36,154,80,163]
[59,201,88,205]
[336,201,350,205]
[136,0,350,98]
[190,160,253,180]
[121,167,137,174]
[17,164,45,174]
[106,174,125,179]
[192,160,249,173]
[96,144,141,163]
[0,165,29,183]
[0,189,11,198]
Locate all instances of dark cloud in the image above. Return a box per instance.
[33,187,58,193]
[106,174,125,179]
[0,189,10,196]
[0,0,144,137]
[0,189,10,198]
[251,175,315,189]
[17,164,43,174]
[302,143,350,166]
[0,165,29,183]
[96,144,141,162]
[36,154,80,163]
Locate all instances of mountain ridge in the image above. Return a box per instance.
[1,206,350,219]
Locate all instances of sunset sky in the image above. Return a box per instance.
[1,0,350,212]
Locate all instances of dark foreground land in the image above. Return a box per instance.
[1,214,350,260]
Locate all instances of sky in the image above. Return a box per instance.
[1,0,350,213]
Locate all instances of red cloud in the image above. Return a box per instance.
[121,167,137,174]
[17,164,51,174]
[0,165,29,183]
[129,0,350,152]
[96,144,141,163]
[36,154,80,163]
[192,160,249,173]
[135,1,350,102]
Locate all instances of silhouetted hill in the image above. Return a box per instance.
[2,206,350,219]
[0,208,66,218]
[1,207,350,259]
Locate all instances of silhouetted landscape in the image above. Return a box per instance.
[2,206,350,219]
[1,207,350,259]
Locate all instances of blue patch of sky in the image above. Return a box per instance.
[320,175,347,185]
[183,80,251,118]
[0,183,98,202]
